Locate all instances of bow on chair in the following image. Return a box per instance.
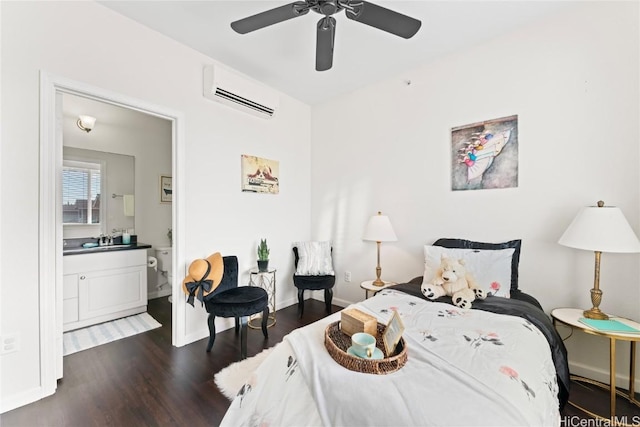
[185,260,213,307]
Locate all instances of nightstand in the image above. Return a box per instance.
[360,280,396,299]
[551,307,640,420]
[248,268,276,328]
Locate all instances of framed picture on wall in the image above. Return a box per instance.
[241,154,280,194]
[451,115,519,191]
[160,175,172,203]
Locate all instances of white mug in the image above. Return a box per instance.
[351,332,376,358]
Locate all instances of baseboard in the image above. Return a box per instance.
[183,316,233,346]
[308,291,348,310]
[183,328,210,347]
[148,288,171,300]
[279,296,297,310]
[568,360,640,392]
[0,385,51,414]
[329,296,349,309]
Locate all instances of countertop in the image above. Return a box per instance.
[63,241,152,256]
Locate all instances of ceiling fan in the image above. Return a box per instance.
[231,0,422,71]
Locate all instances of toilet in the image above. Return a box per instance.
[155,247,172,299]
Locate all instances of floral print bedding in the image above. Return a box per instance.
[221,290,562,426]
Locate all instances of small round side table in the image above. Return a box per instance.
[360,280,396,299]
[248,268,276,328]
[551,307,640,422]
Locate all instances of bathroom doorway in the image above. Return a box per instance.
[61,92,173,338]
[39,72,187,393]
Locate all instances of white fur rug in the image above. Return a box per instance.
[214,345,276,400]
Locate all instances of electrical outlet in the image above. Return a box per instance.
[1,334,20,355]
[344,271,352,282]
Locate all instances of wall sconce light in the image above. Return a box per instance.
[77,115,96,133]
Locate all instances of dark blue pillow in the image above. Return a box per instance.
[433,238,521,291]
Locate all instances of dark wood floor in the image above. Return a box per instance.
[561,377,640,421]
[1,297,637,426]
[1,298,338,426]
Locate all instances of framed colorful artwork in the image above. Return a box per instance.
[241,155,279,194]
[451,115,518,191]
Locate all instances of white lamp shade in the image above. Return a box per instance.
[362,213,397,242]
[558,204,640,253]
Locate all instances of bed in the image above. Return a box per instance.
[220,239,570,426]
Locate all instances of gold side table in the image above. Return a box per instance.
[551,307,640,422]
[248,268,276,328]
[360,280,396,299]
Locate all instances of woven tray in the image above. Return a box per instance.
[324,321,407,375]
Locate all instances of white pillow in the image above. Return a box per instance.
[422,245,514,298]
[295,241,335,276]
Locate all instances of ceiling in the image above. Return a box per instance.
[98,1,572,105]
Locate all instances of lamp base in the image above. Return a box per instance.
[584,280,608,320]
[372,278,385,287]
[583,307,609,320]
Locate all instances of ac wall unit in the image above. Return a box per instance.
[203,65,279,119]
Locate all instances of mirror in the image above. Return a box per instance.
[63,147,134,238]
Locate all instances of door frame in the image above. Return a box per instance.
[39,71,187,398]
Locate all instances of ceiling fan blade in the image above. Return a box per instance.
[345,1,421,39]
[316,16,336,71]
[231,2,310,34]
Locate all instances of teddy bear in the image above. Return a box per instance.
[420,255,486,309]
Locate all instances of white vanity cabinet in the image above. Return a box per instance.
[63,249,147,332]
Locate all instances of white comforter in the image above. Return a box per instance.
[221,290,560,426]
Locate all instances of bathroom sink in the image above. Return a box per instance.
[63,244,132,254]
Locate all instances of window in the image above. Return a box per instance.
[62,160,102,225]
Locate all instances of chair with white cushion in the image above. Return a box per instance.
[292,241,335,318]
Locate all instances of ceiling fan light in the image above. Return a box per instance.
[317,0,339,15]
[232,0,421,70]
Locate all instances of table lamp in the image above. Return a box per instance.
[362,211,397,286]
[558,200,640,320]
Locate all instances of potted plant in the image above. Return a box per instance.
[257,238,270,272]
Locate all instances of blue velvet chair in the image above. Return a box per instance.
[292,246,335,318]
[204,256,269,359]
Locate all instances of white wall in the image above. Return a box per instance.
[0,1,311,412]
[311,1,639,388]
